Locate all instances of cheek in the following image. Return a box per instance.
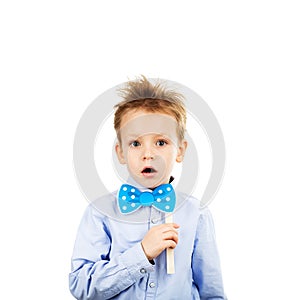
[122,146,132,159]
[167,147,178,159]
[126,150,139,166]
[161,150,177,166]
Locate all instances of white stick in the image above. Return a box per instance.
[165,214,175,274]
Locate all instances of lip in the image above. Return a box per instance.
[141,166,157,177]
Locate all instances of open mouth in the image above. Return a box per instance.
[141,167,157,174]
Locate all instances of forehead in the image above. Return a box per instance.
[119,109,178,139]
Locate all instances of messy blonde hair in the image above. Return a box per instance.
[114,75,186,142]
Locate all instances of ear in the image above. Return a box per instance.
[176,139,188,163]
[115,142,126,164]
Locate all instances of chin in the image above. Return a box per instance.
[143,178,168,189]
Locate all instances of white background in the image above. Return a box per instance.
[1,1,299,299]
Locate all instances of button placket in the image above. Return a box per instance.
[151,218,157,224]
[146,272,157,299]
[149,208,163,227]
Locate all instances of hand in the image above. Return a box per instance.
[141,223,180,260]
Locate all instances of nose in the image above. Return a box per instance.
[143,154,154,160]
[143,152,154,160]
[142,146,154,160]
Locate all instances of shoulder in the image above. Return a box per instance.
[175,191,214,224]
[82,191,119,222]
[176,191,211,214]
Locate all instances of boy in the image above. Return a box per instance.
[69,76,226,299]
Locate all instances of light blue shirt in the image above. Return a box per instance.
[69,185,226,300]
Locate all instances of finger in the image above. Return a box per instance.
[164,240,177,249]
[172,223,180,229]
[162,223,180,229]
[162,229,178,239]
[155,223,180,230]
[163,231,179,244]
[160,225,180,234]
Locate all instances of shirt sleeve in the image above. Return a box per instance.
[192,208,227,300]
[69,204,154,300]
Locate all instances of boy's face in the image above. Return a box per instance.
[115,109,187,189]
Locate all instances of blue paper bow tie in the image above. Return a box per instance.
[118,183,176,214]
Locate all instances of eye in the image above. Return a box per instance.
[130,140,141,147]
[156,140,167,147]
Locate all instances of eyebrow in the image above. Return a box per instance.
[124,135,140,140]
[125,133,171,139]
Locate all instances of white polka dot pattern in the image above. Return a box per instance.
[118,183,176,214]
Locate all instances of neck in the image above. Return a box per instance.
[125,176,174,191]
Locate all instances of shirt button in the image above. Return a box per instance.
[140,268,146,274]
[151,218,158,224]
[149,282,156,288]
